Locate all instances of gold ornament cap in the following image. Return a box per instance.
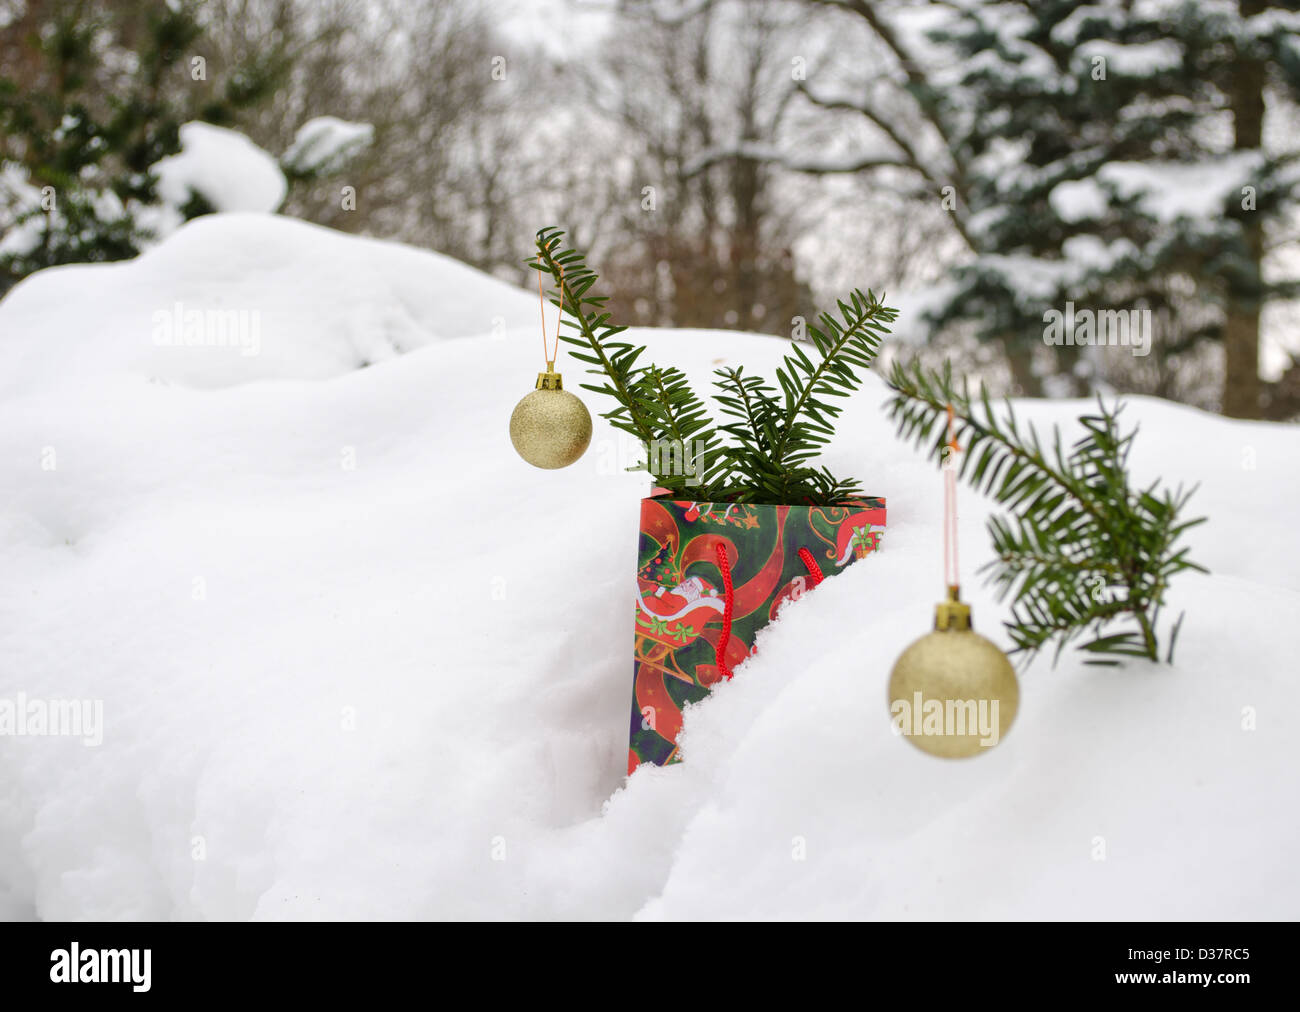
[536,362,563,390]
[935,585,971,631]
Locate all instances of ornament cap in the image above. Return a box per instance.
[535,367,563,391]
[934,585,972,631]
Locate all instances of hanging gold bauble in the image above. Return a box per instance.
[888,587,1019,758]
[509,366,592,469]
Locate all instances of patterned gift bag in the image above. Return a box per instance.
[629,495,885,772]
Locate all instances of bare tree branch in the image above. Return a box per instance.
[807,0,968,196]
[797,81,974,249]
[614,0,717,26]
[683,139,911,176]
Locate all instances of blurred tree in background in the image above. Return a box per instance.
[698,0,1299,417]
[1,0,1297,419]
[198,0,524,270]
[582,0,816,336]
[0,0,287,294]
[923,0,1300,418]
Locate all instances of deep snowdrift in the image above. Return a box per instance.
[0,214,1296,920]
[0,213,537,392]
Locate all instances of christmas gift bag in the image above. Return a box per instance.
[629,494,885,772]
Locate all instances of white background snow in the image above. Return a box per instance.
[281,117,375,177]
[153,122,288,219]
[0,213,1296,920]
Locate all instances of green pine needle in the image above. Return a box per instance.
[884,358,1208,666]
[528,227,897,504]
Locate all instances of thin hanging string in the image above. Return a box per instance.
[944,403,961,590]
[537,262,564,369]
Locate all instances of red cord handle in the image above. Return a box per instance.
[797,548,824,586]
[714,543,825,682]
[714,543,735,681]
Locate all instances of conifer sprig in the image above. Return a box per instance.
[529,227,896,504]
[885,359,1207,665]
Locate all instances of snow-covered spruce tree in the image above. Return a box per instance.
[693,1,1297,415]
[0,0,285,295]
[923,0,1300,417]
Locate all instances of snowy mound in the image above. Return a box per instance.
[0,217,1297,920]
[154,122,289,219]
[0,213,537,393]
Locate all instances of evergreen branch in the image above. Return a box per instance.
[769,291,894,464]
[528,227,658,450]
[637,366,728,496]
[885,358,1207,665]
[766,291,895,501]
[527,227,895,505]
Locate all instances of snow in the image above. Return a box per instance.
[2,123,286,260]
[890,1,958,55]
[1133,0,1237,19]
[974,137,1033,194]
[1049,177,1109,223]
[0,214,536,392]
[152,122,287,223]
[1050,5,1125,45]
[0,164,51,258]
[887,283,961,343]
[1060,234,1138,273]
[973,253,1079,303]
[1,215,1297,920]
[1099,155,1261,223]
[971,240,1147,311]
[282,117,374,176]
[1243,8,1300,41]
[964,42,1057,86]
[1048,154,1263,227]
[0,163,130,259]
[1076,39,1183,76]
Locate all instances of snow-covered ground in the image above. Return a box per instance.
[0,213,1296,920]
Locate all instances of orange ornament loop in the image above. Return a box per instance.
[537,262,565,369]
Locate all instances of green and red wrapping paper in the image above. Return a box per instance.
[629,495,885,773]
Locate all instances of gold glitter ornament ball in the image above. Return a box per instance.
[509,368,592,469]
[888,588,1019,758]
